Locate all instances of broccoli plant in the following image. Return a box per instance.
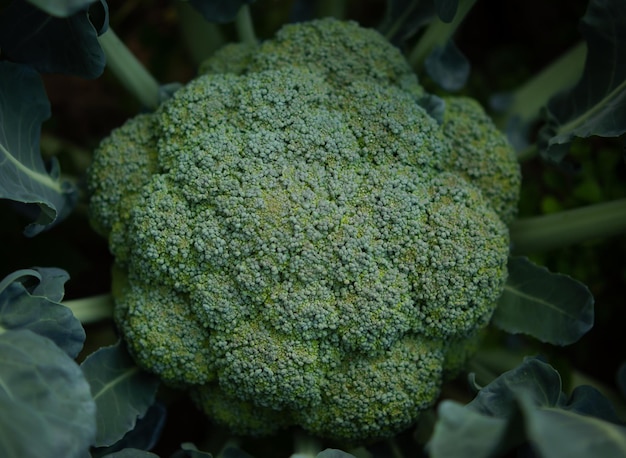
[87,18,521,441]
[0,0,625,457]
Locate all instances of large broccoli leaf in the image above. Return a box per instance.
[0,61,77,236]
[81,341,160,448]
[0,330,96,458]
[539,0,626,161]
[493,257,594,346]
[0,267,85,358]
[429,358,626,458]
[0,0,108,78]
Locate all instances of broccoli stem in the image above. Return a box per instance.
[63,293,114,324]
[98,28,161,110]
[509,197,626,253]
[235,5,257,46]
[177,0,226,65]
[494,42,587,133]
[407,0,477,70]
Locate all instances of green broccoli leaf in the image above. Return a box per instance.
[403,0,476,90]
[467,357,563,416]
[431,358,626,458]
[26,0,95,17]
[379,0,435,44]
[91,404,166,458]
[539,0,626,161]
[493,257,594,346]
[188,0,255,23]
[0,267,85,358]
[519,391,626,458]
[428,400,511,458]
[564,385,623,424]
[0,0,108,78]
[81,341,161,447]
[429,358,559,457]
[0,62,78,236]
[0,329,96,458]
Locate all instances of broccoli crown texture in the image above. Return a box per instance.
[88,18,521,442]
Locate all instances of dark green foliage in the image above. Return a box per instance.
[0,0,108,77]
[539,0,626,161]
[81,341,161,447]
[0,267,84,356]
[0,267,92,458]
[493,257,594,345]
[1,0,625,456]
[429,358,626,457]
[0,62,77,236]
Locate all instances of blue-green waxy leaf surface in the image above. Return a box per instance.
[188,0,255,23]
[81,341,160,447]
[0,330,96,458]
[429,358,560,457]
[0,62,78,236]
[92,403,166,456]
[539,0,626,161]
[27,0,95,17]
[428,401,510,458]
[519,392,626,458]
[0,267,85,358]
[0,0,108,78]
[493,257,594,345]
[564,385,623,424]
[429,358,626,458]
[467,358,563,416]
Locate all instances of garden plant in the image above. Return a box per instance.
[0,0,625,457]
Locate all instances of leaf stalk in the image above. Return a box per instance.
[98,28,161,110]
[509,197,626,253]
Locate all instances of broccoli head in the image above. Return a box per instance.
[88,18,521,442]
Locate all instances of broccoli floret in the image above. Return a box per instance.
[87,113,159,264]
[441,96,521,224]
[88,18,521,442]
